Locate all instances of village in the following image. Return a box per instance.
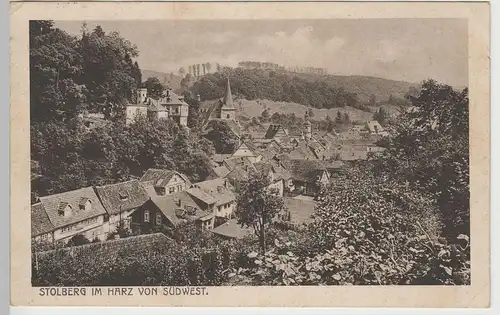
[31,78,388,250]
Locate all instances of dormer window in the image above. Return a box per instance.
[79,197,92,211]
[58,202,73,217]
[119,191,129,201]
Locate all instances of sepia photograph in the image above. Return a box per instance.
[29,17,471,287]
[10,0,490,308]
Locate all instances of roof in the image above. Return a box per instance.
[287,142,317,160]
[211,165,231,178]
[223,156,255,172]
[212,154,232,164]
[264,124,289,139]
[31,203,55,237]
[140,169,191,187]
[194,178,236,206]
[186,187,218,205]
[95,180,150,215]
[212,219,253,239]
[254,162,274,176]
[365,120,384,133]
[150,191,207,226]
[36,233,173,259]
[159,90,188,107]
[280,159,330,183]
[38,187,107,229]
[283,197,316,225]
[221,78,235,109]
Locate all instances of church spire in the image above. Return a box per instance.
[221,77,235,109]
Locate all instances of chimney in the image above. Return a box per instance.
[224,178,229,188]
[197,94,201,102]
[217,185,223,193]
[175,197,182,207]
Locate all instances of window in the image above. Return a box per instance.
[226,114,230,119]
[61,226,72,233]
[169,187,175,194]
[41,234,48,241]
[156,213,162,225]
[144,210,150,223]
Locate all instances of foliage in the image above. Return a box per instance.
[373,107,390,126]
[191,68,360,109]
[374,80,469,240]
[66,234,90,247]
[204,120,240,154]
[143,77,165,100]
[235,173,286,253]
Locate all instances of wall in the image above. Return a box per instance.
[215,201,235,219]
[268,179,284,197]
[163,174,189,194]
[108,208,138,232]
[53,215,105,242]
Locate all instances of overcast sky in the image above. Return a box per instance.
[55,19,468,86]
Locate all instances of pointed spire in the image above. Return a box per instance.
[221,77,235,109]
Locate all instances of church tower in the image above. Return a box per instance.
[220,78,236,120]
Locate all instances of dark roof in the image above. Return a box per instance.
[194,178,235,206]
[95,180,150,215]
[283,197,316,225]
[140,169,191,187]
[31,203,55,237]
[212,219,253,239]
[38,187,107,229]
[36,233,173,259]
[211,165,231,178]
[221,78,235,109]
[159,90,188,107]
[264,124,288,139]
[280,159,330,183]
[150,191,208,226]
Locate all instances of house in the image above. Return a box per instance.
[125,88,189,126]
[206,165,231,180]
[94,180,150,233]
[33,187,108,243]
[264,124,289,140]
[231,141,262,163]
[254,162,285,196]
[279,159,332,196]
[193,178,236,225]
[125,88,149,125]
[140,168,191,196]
[140,189,214,231]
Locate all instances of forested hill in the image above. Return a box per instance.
[141,69,183,91]
[187,67,418,109]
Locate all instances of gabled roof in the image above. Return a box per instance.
[159,90,188,107]
[280,159,330,183]
[264,124,289,139]
[31,203,55,237]
[94,180,150,215]
[186,187,218,205]
[253,162,274,177]
[140,169,191,187]
[194,178,236,206]
[212,219,253,239]
[38,187,107,229]
[211,165,231,178]
[150,191,207,226]
[223,156,255,171]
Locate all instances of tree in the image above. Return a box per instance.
[235,174,285,253]
[373,107,389,126]
[202,63,206,75]
[204,120,240,154]
[206,62,212,73]
[307,107,314,118]
[179,67,186,77]
[368,94,377,107]
[261,109,270,121]
[343,112,351,124]
[143,77,165,100]
[66,234,90,247]
[335,111,343,125]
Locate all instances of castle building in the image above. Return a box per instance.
[125,88,189,127]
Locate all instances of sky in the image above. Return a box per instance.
[55,19,468,86]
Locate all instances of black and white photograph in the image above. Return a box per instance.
[27,17,474,288]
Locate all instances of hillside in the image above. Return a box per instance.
[141,69,183,90]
